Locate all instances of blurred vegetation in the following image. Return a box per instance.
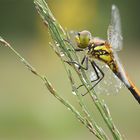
[0,0,140,140]
[0,0,140,40]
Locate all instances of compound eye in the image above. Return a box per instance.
[77,32,80,36]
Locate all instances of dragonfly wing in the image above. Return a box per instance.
[88,60,123,95]
[107,5,123,51]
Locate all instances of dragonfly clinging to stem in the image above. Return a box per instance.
[67,5,140,104]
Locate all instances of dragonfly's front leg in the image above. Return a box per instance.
[63,39,84,52]
[65,55,88,70]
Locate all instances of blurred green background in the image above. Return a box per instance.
[0,0,140,140]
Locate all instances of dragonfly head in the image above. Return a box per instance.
[75,30,91,49]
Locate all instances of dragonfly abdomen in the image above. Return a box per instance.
[107,60,118,73]
[113,67,140,104]
[128,84,140,104]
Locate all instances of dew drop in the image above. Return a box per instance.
[21,58,25,62]
[43,10,47,14]
[105,65,109,68]
[56,43,60,47]
[60,52,65,57]
[67,107,71,111]
[72,91,76,96]
[90,72,96,81]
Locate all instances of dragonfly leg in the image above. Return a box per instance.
[90,61,100,83]
[78,56,88,70]
[63,39,84,52]
[77,59,100,90]
[63,39,74,48]
[65,56,90,90]
[90,61,104,87]
[76,56,89,89]
[75,48,84,52]
[82,61,104,96]
[65,56,88,70]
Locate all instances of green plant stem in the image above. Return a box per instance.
[34,0,123,140]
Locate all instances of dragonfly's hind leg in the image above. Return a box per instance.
[65,56,89,91]
[77,60,101,89]
[82,61,104,96]
[90,61,104,87]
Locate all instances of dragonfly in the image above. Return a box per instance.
[67,5,140,104]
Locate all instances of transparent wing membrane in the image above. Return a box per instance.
[88,60,123,95]
[107,5,130,91]
[90,5,124,94]
[107,5,123,51]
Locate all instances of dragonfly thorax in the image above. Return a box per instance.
[87,38,111,60]
[87,39,118,73]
